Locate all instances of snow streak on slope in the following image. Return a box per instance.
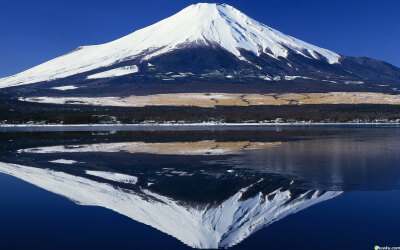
[87,65,138,79]
[50,85,79,91]
[0,3,340,88]
[0,162,341,249]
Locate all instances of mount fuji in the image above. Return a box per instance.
[1,3,400,95]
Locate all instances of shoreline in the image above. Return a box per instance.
[1,122,399,132]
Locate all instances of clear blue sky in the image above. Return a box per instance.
[1,0,399,78]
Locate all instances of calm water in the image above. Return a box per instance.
[0,126,399,250]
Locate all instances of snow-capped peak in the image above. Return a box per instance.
[0,3,340,88]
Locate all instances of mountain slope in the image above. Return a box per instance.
[0,3,343,88]
[1,3,399,97]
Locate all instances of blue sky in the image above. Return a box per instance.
[0,0,399,77]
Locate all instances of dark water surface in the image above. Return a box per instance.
[0,126,399,249]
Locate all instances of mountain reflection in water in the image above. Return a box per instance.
[0,128,399,249]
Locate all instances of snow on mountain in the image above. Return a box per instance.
[87,65,139,79]
[0,162,341,249]
[50,85,79,91]
[0,3,340,89]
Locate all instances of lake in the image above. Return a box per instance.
[0,126,399,249]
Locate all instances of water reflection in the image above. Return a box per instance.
[0,162,340,249]
[0,128,399,249]
[17,140,282,155]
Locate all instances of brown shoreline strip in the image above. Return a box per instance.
[20,92,400,107]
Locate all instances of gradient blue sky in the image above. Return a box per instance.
[1,0,399,78]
